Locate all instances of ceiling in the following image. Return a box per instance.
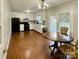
[9,0,76,13]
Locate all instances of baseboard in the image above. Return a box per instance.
[7,32,11,49]
[3,32,11,59]
[32,29,42,35]
[30,29,34,31]
[31,30,48,39]
[3,32,11,51]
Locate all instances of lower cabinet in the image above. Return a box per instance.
[34,24,43,33]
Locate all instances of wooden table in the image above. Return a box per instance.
[43,32,73,55]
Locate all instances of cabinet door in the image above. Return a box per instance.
[24,23,29,31]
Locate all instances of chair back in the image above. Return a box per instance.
[60,27,68,35]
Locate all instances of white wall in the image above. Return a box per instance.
[11,12,34,20]
[2,0,11,49]
[34,11,47,21]
[1,0,11,59]
[34,0,78,42]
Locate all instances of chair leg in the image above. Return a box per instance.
[49,44,54,51]
[49,41,61,56]
[51,47,55,55]
[68,42,74,46]
[60,42,62,46]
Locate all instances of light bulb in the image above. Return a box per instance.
[38,4,41,9]
[44,3,47,6]
[46,4,49,7]
[44,3,49,7]
[26,10,30,13]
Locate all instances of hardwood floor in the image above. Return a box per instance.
[6,31,61,59]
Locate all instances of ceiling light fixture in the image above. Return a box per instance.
[44,3,49,7]
[25,10,30,13]
[38,0,49,10]
[26,10,30,13]
[38,4,41,9]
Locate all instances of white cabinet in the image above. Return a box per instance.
[33,24,45,33]
[29,23,34,30]
[34,24,41,33]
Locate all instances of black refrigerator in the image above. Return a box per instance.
[11,18,20,32]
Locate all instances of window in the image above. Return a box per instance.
[59,13,70,35]
[36,15,42,24]
[49,16,57,33]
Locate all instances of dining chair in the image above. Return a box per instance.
[59,27,69,46]
[60,27,68,36]
[59,42,78,59]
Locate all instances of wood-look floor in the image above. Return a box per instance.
[6,31,61,59]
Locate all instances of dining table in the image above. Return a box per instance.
[43,32,73,55]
